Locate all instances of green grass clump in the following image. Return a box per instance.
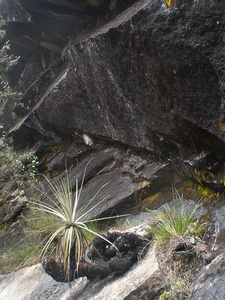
[0,220,12,232]
[0,240,40,274]
[0,210,62,275]
[148,189,204,244]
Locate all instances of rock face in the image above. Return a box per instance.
[0,244,163,300]
[3,0,138,88]
[4,0,225,190]
[191,254,225,300]
[0,189,27,223]
[0,263,89,300]
[1,1,225,299]
[37,147,173,222]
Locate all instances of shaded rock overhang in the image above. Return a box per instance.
[2,0,139,86]
[2,0,225,188]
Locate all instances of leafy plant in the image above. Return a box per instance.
[32,161,126,279]
[0,134,39,187]
[148,189,205,244]
[84,219,108,242]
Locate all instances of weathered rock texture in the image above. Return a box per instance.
[0,189,27,223]
[0,263,88,300]
[1,1,225,298]
[3,0,138,87]
[36,148,173,222]
[3,0,224,190]
[0,238,162,300]
[191,253,225,300]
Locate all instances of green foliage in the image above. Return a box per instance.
[32,161,125,279]
[0,134,39,189]
[84,219,105,242]
[115,217,124,230]
[148,189,205,244]
[158,278,192,300]
[0,240,40,274]
[0,220,12,232]
[115,217,134,230]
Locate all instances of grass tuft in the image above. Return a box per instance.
[147,189,205,244]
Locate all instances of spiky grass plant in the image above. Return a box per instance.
[148,189,205,244]
[32,161,126,278]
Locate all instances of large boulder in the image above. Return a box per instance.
[6,0,225,188]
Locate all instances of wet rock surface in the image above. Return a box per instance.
[3,0,138,90]
[4,0,225,190]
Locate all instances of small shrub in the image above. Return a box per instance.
[0,220,12,232]
[0,134,39,188]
